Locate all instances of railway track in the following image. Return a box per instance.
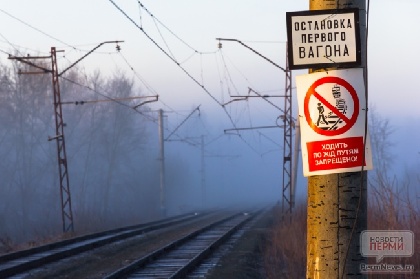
[104,210,262,279]
[0,211,209,278]
[0,208,265,278]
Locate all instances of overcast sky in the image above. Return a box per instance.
[0,0,418,200]
[1,1,417,115]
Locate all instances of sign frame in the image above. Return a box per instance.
[286,9,361,70]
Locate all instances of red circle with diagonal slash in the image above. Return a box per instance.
[304,76,359,136]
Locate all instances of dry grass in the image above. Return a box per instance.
[0,231,76,256]
[264,204,307,278]
[264,185,419,278]
[367,180,420,279]
[264,113,419,277]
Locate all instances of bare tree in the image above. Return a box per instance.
[0,58,59,243]
[0,60,159,245]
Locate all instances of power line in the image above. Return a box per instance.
[108,0,260,155]
[0,32,25,57]
[137,1,217,55]
[151,14,176,60]
[0,8,76,50]
[117,50,178,112]
[217,38,287,72]
[248,87,285,113]
[165,105,200,141]
[60,76,156,122]
[258,131,281,148]
[0,8,121,62]
[62,78,207,149]
[218,49,247,97]
[108,0,222,106]
[0,47,12,56]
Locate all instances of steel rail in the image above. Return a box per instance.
[105,210,261,279]
[0,211,207,278]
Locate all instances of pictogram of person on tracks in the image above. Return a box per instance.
[316,102,328,126]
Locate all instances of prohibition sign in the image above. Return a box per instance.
[303,76,359,136]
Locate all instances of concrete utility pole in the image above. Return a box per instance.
[306,1,367,278]
[291,117,300,210]
[158,109,166,217]
[200,135,206,209]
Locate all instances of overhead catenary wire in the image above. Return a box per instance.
[217,39,293,137]
[107,0,221,105]
[137,0,217,55]
[248,87,285,113]
[219,49,249,97]
[217,49,285,154]
[217,38,287,73]
[0,8,76,51]
[0,7,122,65]
[258,131,281,148]
[2,40,156,120]
[116,49,179,114]
[151,14,176,60]
[61,77,203,150]
[116,46,206,127]
[108,0,261,156]
[217,49,249,126]
[1,11,215,157]
[1,3,270,160]
[6,44,207,152]
[60,76,157,123]
[216,38,292,127]
[0,33,27,57]
[137,1,283,149]
[0,0,261,158]
[165,105,200,141]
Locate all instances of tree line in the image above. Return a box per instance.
[0,60,161,245]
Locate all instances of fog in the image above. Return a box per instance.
[1,56,417,248]
[0,60,287,245]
